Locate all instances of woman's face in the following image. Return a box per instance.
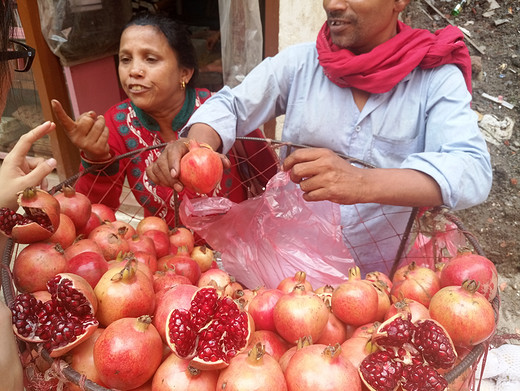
[118,25,193,115]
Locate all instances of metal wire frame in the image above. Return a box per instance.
[1,137,497,390]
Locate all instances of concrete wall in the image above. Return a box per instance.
[275,1,325,138]
[279,1,325,50]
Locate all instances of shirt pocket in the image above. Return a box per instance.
[371,133,421,167]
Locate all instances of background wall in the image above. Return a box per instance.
[275,1,325,138]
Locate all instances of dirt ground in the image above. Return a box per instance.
[404,0,520,338]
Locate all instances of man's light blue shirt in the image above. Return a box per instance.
[184,42,492,275]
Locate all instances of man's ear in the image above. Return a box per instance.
[395,0,411,13]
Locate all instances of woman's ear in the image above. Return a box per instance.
[182,68,195,84]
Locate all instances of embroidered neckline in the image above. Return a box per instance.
[130,88,196,133]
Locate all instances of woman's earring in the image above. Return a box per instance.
[181,80,186,89]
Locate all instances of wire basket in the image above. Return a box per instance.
[1,137,499,391]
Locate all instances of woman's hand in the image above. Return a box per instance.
[0,121,57,210]
[51,99,111,161]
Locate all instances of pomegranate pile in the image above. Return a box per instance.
[4,187,499,391]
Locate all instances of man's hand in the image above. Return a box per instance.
[51,99,111,161]
[283,147,365,204]
[0,121,57,210]
[146,138,190,192]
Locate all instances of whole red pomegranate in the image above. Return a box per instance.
[216,343,288,391]
[152,353,219,391]
[90,203,116,222]
[10,273,99,357]
[179,139,223,194]
[285,344,362,390]
[191,245,216,273]
[383,297,430,323]
[54,185,92,232]
[429,279,496,348]
[65,328,107,391]
[13,242,67,293]
[153,268,192,293]
[0,187,60,243]
[169,226,195,254]
[331,267,379,327]
[277,270,313,293]
[390,263,440,308]
[247,288,284,332]
[66,250,109,289]
[157,246,201,285]
[166,286,253,370]
[88,222,130,261]
[94,259,156,327]
[94,315,163,390]
[196,268,232,292]
[273,284,329,344]
[440,251,498,301]
[246,330,291,361]
[136,215,169,235]
[142,229,170,258]
[278,336,312,373]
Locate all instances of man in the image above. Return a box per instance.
[147,0,492,275]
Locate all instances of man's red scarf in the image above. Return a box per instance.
[316,21,472,94]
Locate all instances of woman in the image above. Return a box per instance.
[1,1,58,389]
[52,13,274,227]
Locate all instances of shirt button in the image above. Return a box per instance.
[355,126,361,131]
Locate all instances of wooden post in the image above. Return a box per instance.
[17,1,81,181]
[263,0,279,139]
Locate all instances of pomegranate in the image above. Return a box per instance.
[359,312,457,391]
[384,297,430,323]
[136,215,169,235]
[153,268,192,293]
[66,250,109,288]
[141,229,170,258]
[64,328,107,391]
[153,283,198,343]
[216,343,288,391]
[165,286,253,370]
[94,315,163,390]
[158,246,201,285]
[112,220,137,240]
[48,213,76,249]
[64,237,104,260]
[247,288,284,332]
[77,210,102,237]
[13,242,67,293]
[340,336,377,368]
[331,267,379,327]
[197,268,232,292]
[88,222,130,261]
[10,273,98,357]
[316,294,347,345]
[390,264,441,308]
[246,330,291,361]
[0,187,60,243]
[277,270,313,293]
[94,258,156,327]
[132,250,158,273]
[278,336,313,373]
[179,139,224,194]
[365,271,393,295]
[90,203,116,222]
[191,245,216,273]
[439,251,498,301]
[152,353,219,391]
[284,343,362,390]
[169,226,195,254]
[54,185,92,231]
[366,280,392,322]
[273,284,329,344]
[429,279,496,348]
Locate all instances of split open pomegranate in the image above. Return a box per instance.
[0,187,60,243]
[10,273,99,357]
[165,286,253,370]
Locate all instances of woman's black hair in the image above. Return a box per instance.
[0,0,16,87]
[125,13,199,88]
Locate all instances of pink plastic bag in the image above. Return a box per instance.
[180,171,355,289]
